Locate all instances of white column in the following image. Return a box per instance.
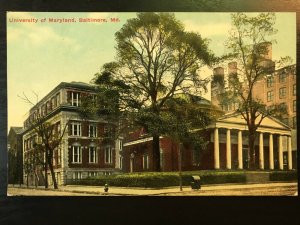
[238,130,243,169]
[226,129,232,169]
[259,132,264,170]
[214,128,220,169]
[269,134,274,170]
[288,136,293,170]
[130,158,133,173]
[278,135,283,170]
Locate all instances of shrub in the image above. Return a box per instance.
[269,171,297,181]
[66,171,247,187]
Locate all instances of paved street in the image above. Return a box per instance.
[7,182,297,196]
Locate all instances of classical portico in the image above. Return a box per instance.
[210,113,293,170]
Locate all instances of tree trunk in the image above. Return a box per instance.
[152,135,161,172]
[34,168,38,188]
[44,162,48,189]
[178,143,183,191]
[48,159,58,189]
[248,132,256,170]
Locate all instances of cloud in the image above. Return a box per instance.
[183,20,231,37]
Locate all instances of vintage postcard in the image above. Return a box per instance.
[6,12,297,196]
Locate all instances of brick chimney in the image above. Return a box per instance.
[228,61,237,75]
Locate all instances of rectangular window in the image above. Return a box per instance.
[56,93,60,106]
[267,91,274,101]
[88,172,98,177]
[52,97,56,109]
[279,87,286,98]
[89,124,97,138]
[89,146,97,163]
[70,122,81,136]
[293,100,296,112]
[72,172,82,180]
[267,76,274,87]
[279,73,286,83]
[71,92,80,107]
[293,84,296,96]
[41,105,46,116]
[72,146,82,163]
[46,101,52,113]
[143,154,149,170]
[104,146,113,164]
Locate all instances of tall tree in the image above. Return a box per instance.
[161,94,222,190]
[100,13,214,171]
[21,94,67,189]
[223,13,291,169]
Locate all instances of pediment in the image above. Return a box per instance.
[218,113,290,130]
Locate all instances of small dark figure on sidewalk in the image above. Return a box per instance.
[104,184,109,192]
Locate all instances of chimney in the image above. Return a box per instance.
[213,67,224,76]
[228,61,237,75]
[212,67,224,88]
[257,42,272,60]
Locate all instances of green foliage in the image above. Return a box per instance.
[219,13,294,169]
[113,12,215,116]
[68,171,247,187]
[269,171,297,181]
[83,13,217,171]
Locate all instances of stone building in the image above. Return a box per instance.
[21,82,122,185]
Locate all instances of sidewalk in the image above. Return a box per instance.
[8,182,297,196]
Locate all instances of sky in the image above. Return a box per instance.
[7,12,296,129]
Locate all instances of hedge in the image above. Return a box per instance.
[269,171,297,181]
[66,171,247,187]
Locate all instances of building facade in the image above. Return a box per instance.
[7,127,23,185]
[210,43,297,165]
[122,112,295,172]
[22,82,122,185]
[252,64,296,129]
[211,43,296,129]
